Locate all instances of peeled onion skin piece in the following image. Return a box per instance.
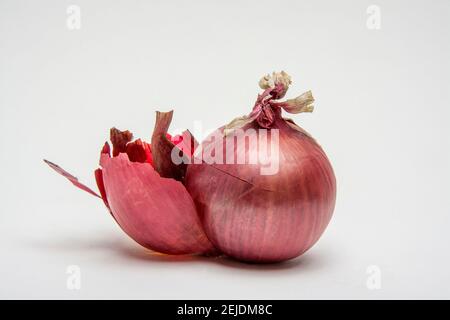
[151,111,190,181]
[100,153,217,255]
[44,159,102,198]
[185,117,336,263]
[44,125,218,256]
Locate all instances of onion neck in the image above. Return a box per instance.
[223,71,315,135]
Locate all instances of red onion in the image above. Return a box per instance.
[45,71,336,264]
[185,71,336,262]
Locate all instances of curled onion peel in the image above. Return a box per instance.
[45,71,336,263]
[45,116,216,255]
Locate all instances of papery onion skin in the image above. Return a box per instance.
[100,152,216,255]
[185,116,336,263]
[45,121,217,256]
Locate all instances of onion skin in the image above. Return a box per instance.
[45,122,217,256]
[185,117,336,263]
[99,152,216,255]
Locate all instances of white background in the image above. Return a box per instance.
[1,0,449,299]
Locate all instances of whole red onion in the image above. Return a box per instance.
[185,71,336,262]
